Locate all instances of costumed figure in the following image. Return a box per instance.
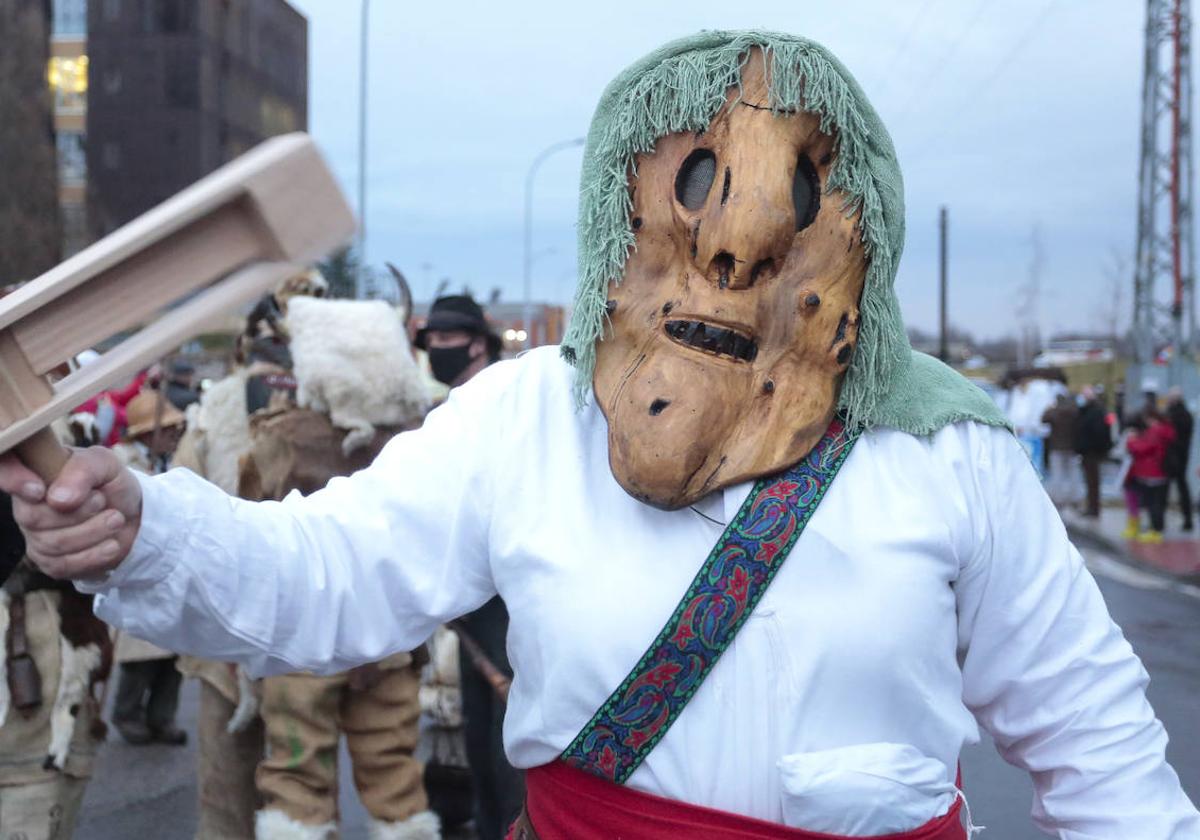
[241,267,328,352]
[244,292,439,840]
[171,309,299,840]
[109,390,189,745]
[7,31,1200,840]
[418,625,471,833]
[0,417,111,838]
[413,296,520,840]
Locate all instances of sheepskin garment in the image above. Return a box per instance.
[83,348,1198,837]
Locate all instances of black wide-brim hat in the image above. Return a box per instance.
[415,294,502,355]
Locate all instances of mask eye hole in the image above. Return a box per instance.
[675,149,717,211]
[793,154,821,231]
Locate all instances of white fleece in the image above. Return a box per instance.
[255,809,336,840]
[48,632,101,769]
[191,372,254,494]
[367,811,441,840]
[286,298,430,456]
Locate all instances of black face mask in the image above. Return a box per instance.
[428,344,475,385]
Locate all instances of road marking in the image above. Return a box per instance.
[1085,550,1200,601]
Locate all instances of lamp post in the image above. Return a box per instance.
[523,137,585,348]
[356,0,370,298]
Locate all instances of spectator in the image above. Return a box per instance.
[1073,386,1112,518]
[110,391,189,744]
[72,366,151,446]
[1164,387,1194,531]
[1041,393,1079,508]
[1119,415,1144,539]
[165,360,200,410]
[1126,408,1177,543]
[414,294,519,840]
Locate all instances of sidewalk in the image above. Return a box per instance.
[1062,504,1200,583]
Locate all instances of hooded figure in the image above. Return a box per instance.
[16,31,1199,840]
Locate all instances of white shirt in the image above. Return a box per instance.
[83,346,1199,837]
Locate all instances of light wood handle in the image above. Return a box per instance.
[15,427,70,483]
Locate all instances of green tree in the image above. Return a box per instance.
[318,246,361,299]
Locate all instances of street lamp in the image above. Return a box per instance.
[356,0,370,298]
[523,137,585,348]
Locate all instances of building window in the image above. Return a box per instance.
[102,0,120,23]
[52,0,88,37]
[57,132,87,185]
[102,142,120,170]
[260,96,297,136]
[144,0,192,33]
[61,203,90,259]
[102,68,122,95]
[47,55,88,112]
[165,62,197,107]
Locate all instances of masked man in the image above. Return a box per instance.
[414,296,522,840]
[6,32,1199,840]
[169,329,294,840]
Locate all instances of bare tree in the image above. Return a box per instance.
[1014,224,1043,367]
[1096,247,1131,402]
[1095,247,1129,348]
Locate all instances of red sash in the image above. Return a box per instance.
[507,760,967,840]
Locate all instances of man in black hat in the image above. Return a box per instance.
[165,360,200,411]
[415,295,520,840]
[414,295,503,389]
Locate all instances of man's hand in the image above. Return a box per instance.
[0,447,142,579]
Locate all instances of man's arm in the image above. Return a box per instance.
[0,361,515,675]
[955,425,1198,837]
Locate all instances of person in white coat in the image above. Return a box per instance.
[3,30,1198,840]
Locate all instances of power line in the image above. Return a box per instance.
[872,0,944,97]
[903,0,1066,162]
[891,0,993,122]
[968,0,1066,106]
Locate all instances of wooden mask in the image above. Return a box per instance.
[593,52,867,510]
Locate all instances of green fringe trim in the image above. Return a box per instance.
[561,30,912,433]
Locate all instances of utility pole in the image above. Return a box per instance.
[938,206,948,363]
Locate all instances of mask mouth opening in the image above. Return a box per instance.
[664,318,758,362]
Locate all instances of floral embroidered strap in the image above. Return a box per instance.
[560,419,858,784]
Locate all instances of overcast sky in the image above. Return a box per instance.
[288,0,1148,341]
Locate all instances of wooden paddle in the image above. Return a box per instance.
[0,132,355,482]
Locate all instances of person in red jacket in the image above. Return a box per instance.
[72,367,153,447]
[1126,408,1178,543]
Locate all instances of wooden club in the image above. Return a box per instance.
[0,132,355,482]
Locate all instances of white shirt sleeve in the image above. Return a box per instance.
[956,426,1199,838]
[78,360,516,677]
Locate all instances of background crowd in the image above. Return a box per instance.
[1034,381,1196,543]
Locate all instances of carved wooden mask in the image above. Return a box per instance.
[593,51,867,510]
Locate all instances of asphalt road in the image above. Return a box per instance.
[74,547,1200,839]
[956,549,1200,838]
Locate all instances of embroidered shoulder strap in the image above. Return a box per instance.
[560,419,858,784]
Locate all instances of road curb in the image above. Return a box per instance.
[1065,519,1200,588]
